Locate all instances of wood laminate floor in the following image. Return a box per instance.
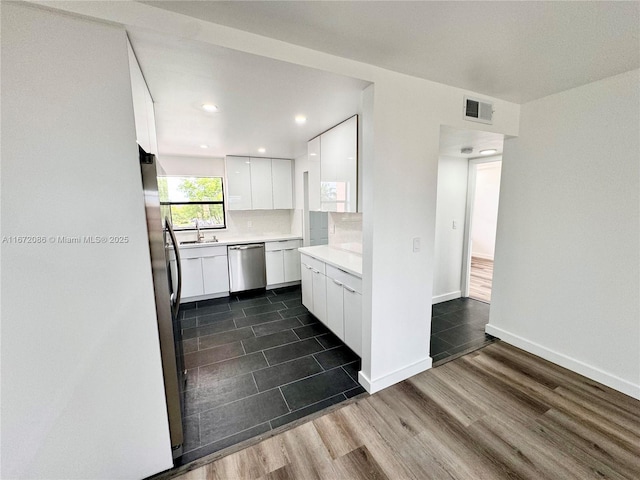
[470,256,493,303]
[169,341,640,480]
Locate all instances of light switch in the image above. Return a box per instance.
[452,220,458,230]
[413,237,420,252]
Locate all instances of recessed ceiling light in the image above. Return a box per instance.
[258,147,266,154]
[295,115,307,125]
[200,144,209,149]
[201,104,219,113]
[479,149,498,155]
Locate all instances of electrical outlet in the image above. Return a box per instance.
[247,221,252,228]
[413,237,420,252]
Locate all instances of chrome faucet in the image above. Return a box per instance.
[195,219,204,243]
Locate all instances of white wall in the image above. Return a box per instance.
[432,156,468,303]
[471,160,501,260]
[25,1,521,394]
[1,3,173,478]
[488,69,640,399]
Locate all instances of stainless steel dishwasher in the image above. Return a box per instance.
[227,243,266,293]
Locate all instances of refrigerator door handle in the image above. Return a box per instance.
[166,217,182,317]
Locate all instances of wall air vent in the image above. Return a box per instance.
[464,96,493,125]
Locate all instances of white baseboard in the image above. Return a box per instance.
[471,253,494,261]
[485,324,640,400]
[358,357,433,394]
[432,291,462,304]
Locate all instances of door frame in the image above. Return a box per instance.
[461,155,502,297]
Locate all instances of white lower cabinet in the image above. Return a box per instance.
[266,250,285,285]
[283,248,301,282]
[265,240,302,287]
[181,257,205,298]
[326,278,344,338]
[343,287,362,356]
[300,253,362,356]
[301,261,313,311]
[202,254,230,296]
[172,245,230,302]
[311,268,327,324]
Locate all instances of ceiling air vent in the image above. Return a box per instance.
[464,96,493,125]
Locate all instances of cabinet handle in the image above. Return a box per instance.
[304,265,312,270]
[333,279,343,286]
[312,269,320,274]
[344,285,357,293]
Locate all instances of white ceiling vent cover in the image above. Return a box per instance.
[464,96,493,125]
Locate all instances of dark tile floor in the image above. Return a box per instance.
[430,297,496,364]
[177,286,364,464]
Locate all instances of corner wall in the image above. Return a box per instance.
[488,69,640,399]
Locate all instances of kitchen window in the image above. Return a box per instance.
[158,176,226,229]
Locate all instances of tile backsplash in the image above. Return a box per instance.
[174,209,296,242]
[328,212,362,254]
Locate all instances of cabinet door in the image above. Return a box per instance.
[144,85,158,155]
[319,128,339,210]
[301,262,314,312]
[308,137,321,211]
[311,269,327,324]
[226,157,252,210]
[127,41,151,153]
[202,255,229,295]
[181,257,204,299]
[272,159,293,209]
[266,250,285,286]
[326,278,345,339]
[250,157,273,209]
[343,287,362,356]
[336,116,357,213]
[283,248,301,282]
[320,116,357,212]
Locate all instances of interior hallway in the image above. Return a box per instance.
[168,341,640,480]
[469,256,493,303]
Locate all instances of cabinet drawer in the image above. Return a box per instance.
[266,239,301,251]
[178,245,227,259]
[300,253,325,274]
[325,264,362,293]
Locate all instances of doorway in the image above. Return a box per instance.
[463,159,502,303]
[430,126,504,365]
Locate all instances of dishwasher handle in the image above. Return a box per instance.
[229,244,264,251]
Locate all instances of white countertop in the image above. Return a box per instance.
[298,245,363,278]
[178,234,302,249]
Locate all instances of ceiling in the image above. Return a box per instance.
[142,1,639,104]
[439,126,504,159]
[128,30,369,159]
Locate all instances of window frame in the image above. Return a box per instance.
[159,176,227,231]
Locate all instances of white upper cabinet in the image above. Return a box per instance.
[127,40,157,154]
[310,115,358,212]
[272,158,294,209]
[307,136,321,211]
[226,156,253,210]
[250,157,273,209]
[226,156,294,210]
[320,115,357,212]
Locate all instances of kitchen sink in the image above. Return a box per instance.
[180,239,219,245]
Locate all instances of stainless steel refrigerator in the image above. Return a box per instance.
[139,146,184,460]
